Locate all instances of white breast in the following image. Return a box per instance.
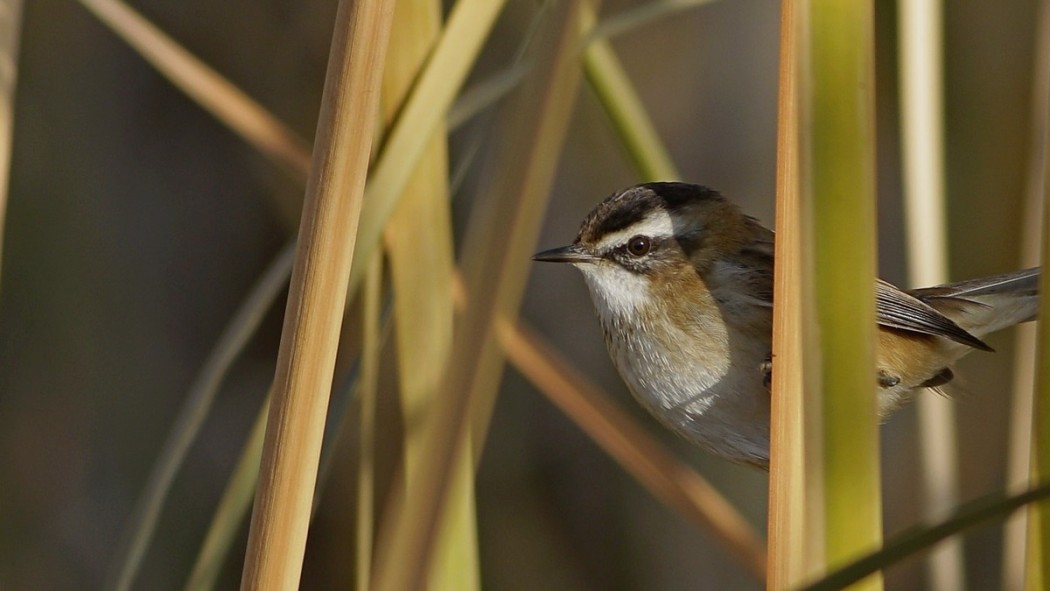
[576,262,773,465]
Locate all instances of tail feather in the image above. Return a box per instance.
[909,267,1041,337]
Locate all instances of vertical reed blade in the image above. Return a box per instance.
[769,0,812,587]
[371,2,591,589]
[897,0,966,588]
[348,0,507,296]
[805,0,882,587]
[379,0,480,588]
[0,0,21,290]
[1032,43,1050,585]
[239,0,396,587]
[355,254,382,591]
[1013,2,1050,589]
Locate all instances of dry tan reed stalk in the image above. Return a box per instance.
[381,0,455,493]
[1005,2,1050,588]
[239,0,395,587]
[371,2,588,588]
[0,0,21,287]
[1032,48,1050,586]
[379,0,479,588]
[768,0,810,587]
[896,1,966,589]
[349,0,506,294]
[355,254,382,591]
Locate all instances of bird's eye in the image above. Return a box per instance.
[626,235,651,257]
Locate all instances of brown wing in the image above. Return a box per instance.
[875,279,992,351]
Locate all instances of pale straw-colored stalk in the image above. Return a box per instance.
[239,0,395,587]
[1006,2,1050,588]
[768,0,813,587]
[1032,43,1050,584]
[896,1,966,589]
[355,254,382,591]
[806,0,882,587]
[379,0,479,587]
[0,0,21,289]
[348,0,506,295]
[371,2,589,588]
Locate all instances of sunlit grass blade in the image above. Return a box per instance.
[806,0,882,586]
[355,254,382,591]
[184,397,270,591]
[497,318,767,580]
[0,0,22,289]
[239,0,395,586]
[582,5,678,182]
[380,0,479,587]
[1006,1,1050,588]
[1032,69,1050,588]
[896,1,965,589]
[371,2,589,588]
[103,242,294,591]
[802,483,1050,591]
[768,0,812,587]
[349,0,506,296]
[75,0,311,227]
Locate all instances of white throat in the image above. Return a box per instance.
[575,262,772,465]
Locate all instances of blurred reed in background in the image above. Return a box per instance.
[0,0,1046,589]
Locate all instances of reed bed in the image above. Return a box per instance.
[1,1,1048,589]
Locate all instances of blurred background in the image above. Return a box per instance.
[0,0,1040,588]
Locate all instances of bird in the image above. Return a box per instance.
[533,182,1040,467]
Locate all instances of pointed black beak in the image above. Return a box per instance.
[532,244,597,263]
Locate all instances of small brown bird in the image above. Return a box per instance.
[534,182,1039,467]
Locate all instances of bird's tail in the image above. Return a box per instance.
[909,267,1041,338]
